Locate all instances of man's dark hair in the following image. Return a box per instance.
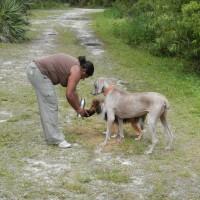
[78,56,94,76]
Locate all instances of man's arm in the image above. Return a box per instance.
[66,65,81,113]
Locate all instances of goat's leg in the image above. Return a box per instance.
[131,121,143,141]
[145,115,158,154]
[101,112,115,146]
[116,118,124,143]
[110,123,118,138]
[160,112,174,150]
[101,123,111,146]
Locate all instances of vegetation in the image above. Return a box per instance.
[67,0,115,7]
[29,0,115,8]
[105,0,200,71]
[95,168,130,183]
[0,0,30,42]
[30,0,69,9]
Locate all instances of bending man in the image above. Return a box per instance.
[26,53,94,148]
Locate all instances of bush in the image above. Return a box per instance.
[109,0,200,69]
[0,0,29,42]
[179,1,200,61]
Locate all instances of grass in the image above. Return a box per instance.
[61,181,87,194]
[75,171,93,184]
[95,168,130,183]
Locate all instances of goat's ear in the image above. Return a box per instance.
[97,79,105,94]
[101,86,105,93]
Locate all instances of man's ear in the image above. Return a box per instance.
[82,68,87,73]
[80,69,87,78]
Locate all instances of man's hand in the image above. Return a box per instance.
[77,108,90,117]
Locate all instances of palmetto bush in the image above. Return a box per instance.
[0,0,29,42]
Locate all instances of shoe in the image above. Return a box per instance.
[58,140,72,148]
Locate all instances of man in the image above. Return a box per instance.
[26,53,94,148]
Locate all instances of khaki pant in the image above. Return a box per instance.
[26,62,64,144]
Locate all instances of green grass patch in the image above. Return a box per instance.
[121,135,149,155]
[7,113,32,122]
[95,168,130,183]
[147,179,169,200]
[61,181,87,194]
[76,174,92,184]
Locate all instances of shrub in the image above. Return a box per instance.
[0,0,29,42]
[67,0,116,7]
[109,0,200,69]
[179,1,200,61]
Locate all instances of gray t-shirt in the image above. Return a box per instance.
[34,53,79,87]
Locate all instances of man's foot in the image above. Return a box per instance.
[58,140,72,148]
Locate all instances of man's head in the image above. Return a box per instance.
[78,56,94,79]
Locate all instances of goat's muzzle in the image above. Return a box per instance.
[83,99,102,117]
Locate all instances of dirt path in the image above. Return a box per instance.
[0,8,199,200]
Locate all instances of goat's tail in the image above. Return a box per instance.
[161,98,170,118]
[164,98,170,110]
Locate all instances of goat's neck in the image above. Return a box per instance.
[103,85,114,96]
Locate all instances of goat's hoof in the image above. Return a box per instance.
[111,134,117,138]
[100,141,107,146]
[135,135,142,141]
[135,137,141,141]
[144,149,153,155]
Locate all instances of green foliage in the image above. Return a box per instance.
[88,0,114,7]
[0,0,29,42]
[180,1,200,60]
[108,0,200,70]
[30,0,68,9]
[95,168,130,183]
[67,0,115,7]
